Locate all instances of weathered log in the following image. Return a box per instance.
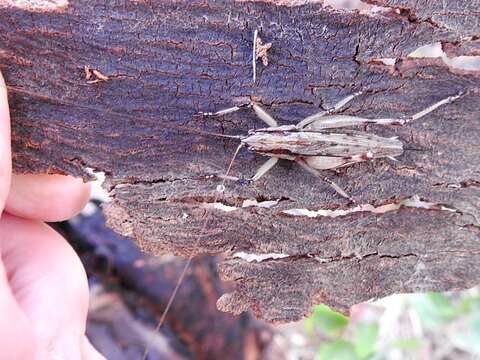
[0,0,479,321]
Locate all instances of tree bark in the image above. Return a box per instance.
[0,0,479,321]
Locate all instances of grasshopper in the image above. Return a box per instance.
[1,80,463,359]
[139,91,463,355]
[202,91,463,202]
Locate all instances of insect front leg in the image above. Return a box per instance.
[251,104,279,127]
[214,157,279,185]
[296,159,356,203]
[200,101,279,128]
[250,157,279,182]
[199,103,252,117]
[326,91,363,114]
[297,91,363,128]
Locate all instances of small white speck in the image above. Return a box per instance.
[216,184,225,193]
[80,201,98,217]
[233,252,290,262]
[213,202,237,212]
[440,206,458,213]
[447,183,461,189]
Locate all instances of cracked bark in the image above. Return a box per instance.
[0,0,479,322]
[364,0,480,56]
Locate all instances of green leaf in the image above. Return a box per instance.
[387,338,424,351]
[457,295,480,314]
[353,323,379,359]
[317,340,359,360]
[304,317,316,337]
[409,293,456,328]
[308,304,349,337]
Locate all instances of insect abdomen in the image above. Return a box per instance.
[242,130,403,159]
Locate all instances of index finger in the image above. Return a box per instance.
[0,70,12,212]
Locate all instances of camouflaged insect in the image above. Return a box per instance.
[202,91,463,202]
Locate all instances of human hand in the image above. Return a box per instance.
[0,71,104,359]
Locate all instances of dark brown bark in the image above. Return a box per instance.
[0,0,479,321]
[365,0,480,37]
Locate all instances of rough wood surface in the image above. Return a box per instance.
[365,0,480,37]
[0,0,479,321]
[364,0,480,56]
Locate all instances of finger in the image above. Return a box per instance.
[0,70,12,210]
[5,173,91,222]
[0,260,36,359]
[0,214,90,359]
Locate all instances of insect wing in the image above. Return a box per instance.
[302,131,403,170]
[326,131,402,155]
[302,131,403,157]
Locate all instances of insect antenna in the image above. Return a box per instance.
[404,146,428,151]
[5,85,243,141]
[195,130,243,140]
[141,142,244,360]
[2,83,247,357]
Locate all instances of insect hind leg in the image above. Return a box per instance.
[297,91,363,129]
[356,92,464,126]
[407,92,464,124]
